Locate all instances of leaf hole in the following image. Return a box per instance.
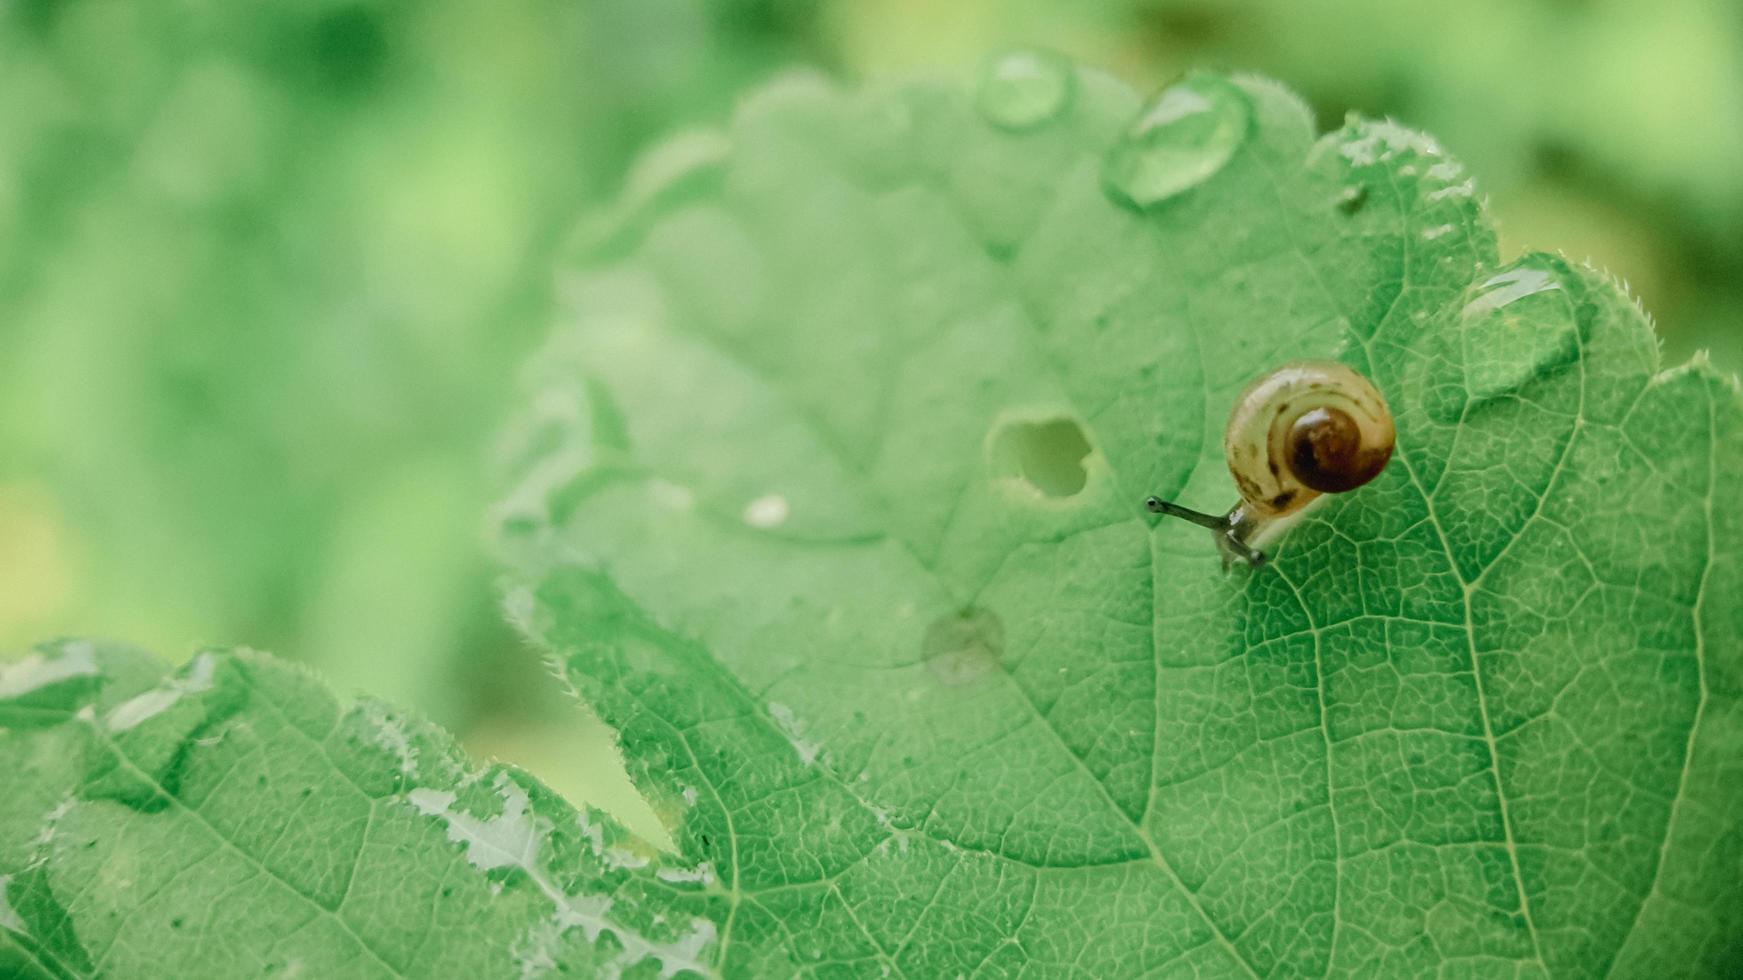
[990,417,1093,498]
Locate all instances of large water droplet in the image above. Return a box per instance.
[1461,259,1564,320]
[1101,74,1252,210]
[976,49,1074,132]
[1427,254,1580,421]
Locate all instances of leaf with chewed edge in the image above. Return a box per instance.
[497,59,1743,977]
[0,641,722,979]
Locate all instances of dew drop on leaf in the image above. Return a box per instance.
[1461,254,1567,320]
[1442,253,1581,416]
[975,48,1074,132]
[1100,74,1252,209]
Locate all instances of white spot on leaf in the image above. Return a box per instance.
[742,494,789,528]
[32,797,73,851]
[1427,178,1475,202]
[407,779,541,873]
[408,774,716,979]
[0,875,27,936]
[654,862,715,885]
[767,702,821,766]
[360,702,419,779]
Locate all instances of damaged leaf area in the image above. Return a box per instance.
[497,63,1743,977]
[0,642,719,979]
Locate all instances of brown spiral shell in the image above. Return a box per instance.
[1223,360,1395,519]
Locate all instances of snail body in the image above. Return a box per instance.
[1146,360,1395,567]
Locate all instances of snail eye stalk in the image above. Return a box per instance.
[1144,496,1267,568]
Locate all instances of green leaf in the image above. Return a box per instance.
[497,62,1743,976]
[0,641,720,978]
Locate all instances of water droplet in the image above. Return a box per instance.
[922,607,1004,686]
[1101,74,1252,210]
[1336,184,1368,215]
[976,49,1074,132]
[1427,254,1580,421]
[1461,258,1565,320]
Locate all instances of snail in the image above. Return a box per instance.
[1145,360,1395,567]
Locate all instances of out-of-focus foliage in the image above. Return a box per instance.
[0,1,813,803]
[2,0,1737,812]
[1,642,701,979]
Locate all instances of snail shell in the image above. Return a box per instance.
[1223,360,1395,520]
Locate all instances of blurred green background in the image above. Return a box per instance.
[3,0,1739,809]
